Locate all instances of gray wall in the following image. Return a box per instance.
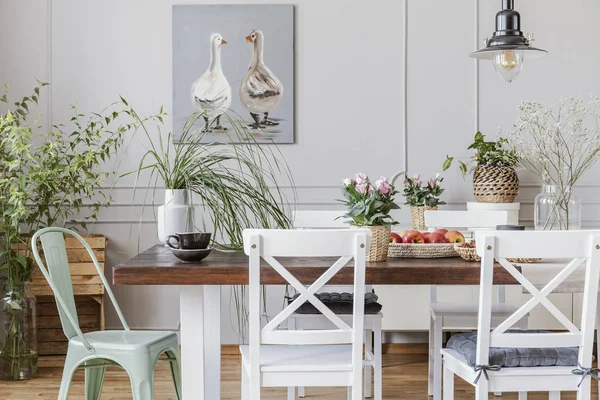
[2,0,600,343]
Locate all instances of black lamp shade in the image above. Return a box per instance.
[470,0,547,60]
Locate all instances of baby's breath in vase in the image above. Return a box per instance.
[507,95,600,230]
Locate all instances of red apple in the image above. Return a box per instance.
[397,230,408,238]
[445,230,465,243]
[422,232,431,237]
[389,232,403,243]
[402,230,425,244]
[425,232,448,244]
[434,228,448,235]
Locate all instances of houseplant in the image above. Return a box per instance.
[0,83,136,380]
[339,174,399,262]
[127,109,295,341]
[443,132,519,203]
[402,173,446,230]
[506,96,600,230]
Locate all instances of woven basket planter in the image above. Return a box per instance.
[353,225,390,262]
[410,206,438,230]
[472,165,519,203]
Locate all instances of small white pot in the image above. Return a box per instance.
[157,189,196,244]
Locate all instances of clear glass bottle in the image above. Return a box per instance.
[0,283,38,380]
[534,185,581,231]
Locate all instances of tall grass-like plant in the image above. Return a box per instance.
[127,109,296,341]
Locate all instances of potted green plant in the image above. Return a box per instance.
[402,173,446,230]
[0,83,136,380]
[443,132,519,203]
[339,174,399,262]
[126,110,295,342]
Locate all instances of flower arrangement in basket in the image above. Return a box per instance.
[443,132,519,203]
[402,173,446,230]
[339,173,399,262]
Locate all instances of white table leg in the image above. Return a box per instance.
[181,285,221,400]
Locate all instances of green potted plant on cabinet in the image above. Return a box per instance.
[443,132,519,203]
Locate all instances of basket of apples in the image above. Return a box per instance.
[388,229,463,258]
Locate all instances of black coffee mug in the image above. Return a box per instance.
[166,232,211,250]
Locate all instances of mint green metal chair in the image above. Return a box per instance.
[31,227,181,400]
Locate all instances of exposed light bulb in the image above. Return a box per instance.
[493,50,524,83]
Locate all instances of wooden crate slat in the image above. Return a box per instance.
[30,275,102,286]
[15,234,107,250]
[19,248,105,262]
[31,284,104,297]
[38,327,95,342]
[38,342,68,356]
[37,301,100,316]
[32,262,104,276]
[38,314,100,330]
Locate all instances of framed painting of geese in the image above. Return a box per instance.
[172,4,295,144]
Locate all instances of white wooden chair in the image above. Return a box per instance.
[240,228,370,399]
[290,210,383,400]
[424,210,529,400]
[442,230,600,400]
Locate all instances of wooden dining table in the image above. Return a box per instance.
[113,244,519,400]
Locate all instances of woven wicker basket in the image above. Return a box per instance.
[353,225,390,262]
[388,243,458,259]
[454,245,541,263]
[472,165,519,203]
[410,206,438,230]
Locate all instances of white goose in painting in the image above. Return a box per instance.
[240,29,283,129]
[191,33,232,132]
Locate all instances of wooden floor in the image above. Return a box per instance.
[0,354,597,399]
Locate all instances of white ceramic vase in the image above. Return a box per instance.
[157,189,195,244]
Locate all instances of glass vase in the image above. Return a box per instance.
[0,284,38,380]
[534,185,581,231]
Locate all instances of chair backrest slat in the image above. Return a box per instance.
[293,210,348,229]
[424,210,509,231]
[39,232,80,339]
[474,231,600,370]
[31,227,130,351]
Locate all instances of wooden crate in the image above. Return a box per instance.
[18,234,107,356]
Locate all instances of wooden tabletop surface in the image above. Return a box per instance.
[113,244,519,286]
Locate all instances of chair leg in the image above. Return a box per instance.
[347,387,352,400]
[374,319,383,400]
[428,313,435,397]
[442,363,454,400]
[287,317,298,399]
[298,386,305,398]
[165,350,182,400]
[518,393,527,400]
[364,328,373,398]
[84,359,107,400]
[576,377,591,400]
[242,368,250,400]
[549,391,560,400]
[433,317,443,400]
[475,380,489,400]
[128,366,155,400]
[58,352,79,400]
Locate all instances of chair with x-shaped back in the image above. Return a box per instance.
[240,228,371,399]
[442,230,600,400]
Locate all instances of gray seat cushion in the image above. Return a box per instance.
[289,292,382,315]
[447,331,579,368]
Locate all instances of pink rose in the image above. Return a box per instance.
[428,179,435,189]
[378,180,392,195]
[356,183,369,194]
[355,173,368,185]
[378,176,388,183]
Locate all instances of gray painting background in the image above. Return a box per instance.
[172,4,294,143]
